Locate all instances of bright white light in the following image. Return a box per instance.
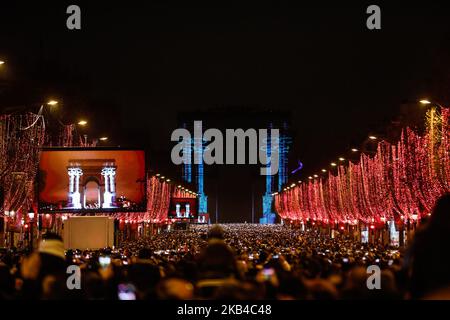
[419,99,431,105]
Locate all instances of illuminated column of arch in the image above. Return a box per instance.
[67,167,83,209]
[102,167,115,208]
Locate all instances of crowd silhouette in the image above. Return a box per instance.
[0,194,449,300]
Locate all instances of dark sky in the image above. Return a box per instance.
[1,1,450,222]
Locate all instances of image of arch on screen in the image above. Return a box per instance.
[38,149,146,212]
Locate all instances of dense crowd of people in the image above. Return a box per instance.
[0,194,449,300]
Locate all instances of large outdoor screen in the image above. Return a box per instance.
[168,197,198,219]
[38,148,146,213]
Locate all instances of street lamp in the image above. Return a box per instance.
[47,100,58,106]
[28,212,35,250]
[0,60,5,66]
[76,120,88,146]
[369,135,377,140]
[99,137,108,141]
[419,99,431,105]
[351,148,358,152]
[419,99,445,109]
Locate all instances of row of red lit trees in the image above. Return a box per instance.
[116,176,196,224]
[275,107,449,226]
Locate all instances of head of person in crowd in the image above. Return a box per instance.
[156,277,194,300]
[19,232,68,299]
[197,238,238,280]
[207,225,225,242]
[128,262,161,299]
[408,193,450,299]
[0,262,15,299]
[425,193,450,232]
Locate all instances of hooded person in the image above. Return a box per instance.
[38,233,66,260]
[20,233,69,299]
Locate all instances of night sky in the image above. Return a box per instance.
[1,1,450,222]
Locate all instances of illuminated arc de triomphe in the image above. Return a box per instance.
[65,159,118,209]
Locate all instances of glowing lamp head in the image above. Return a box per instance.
[99,137,108,141]
[419,99,431,105]
[351,148,358,152]
[313,174,318,178]
[338,157,345,161]
[28,212,35,219]
[321,169,326,173]
[78,120,88,126]
[47,100,58,106]
[369,135,377,140]
[0,60,5,65]
[331,162,337,167]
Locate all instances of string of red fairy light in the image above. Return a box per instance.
[116,175,197,225]
[274,105,449,227]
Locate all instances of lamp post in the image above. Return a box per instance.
[75,120,88,146]
[28,212,35,250]
[7,210,15,247]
